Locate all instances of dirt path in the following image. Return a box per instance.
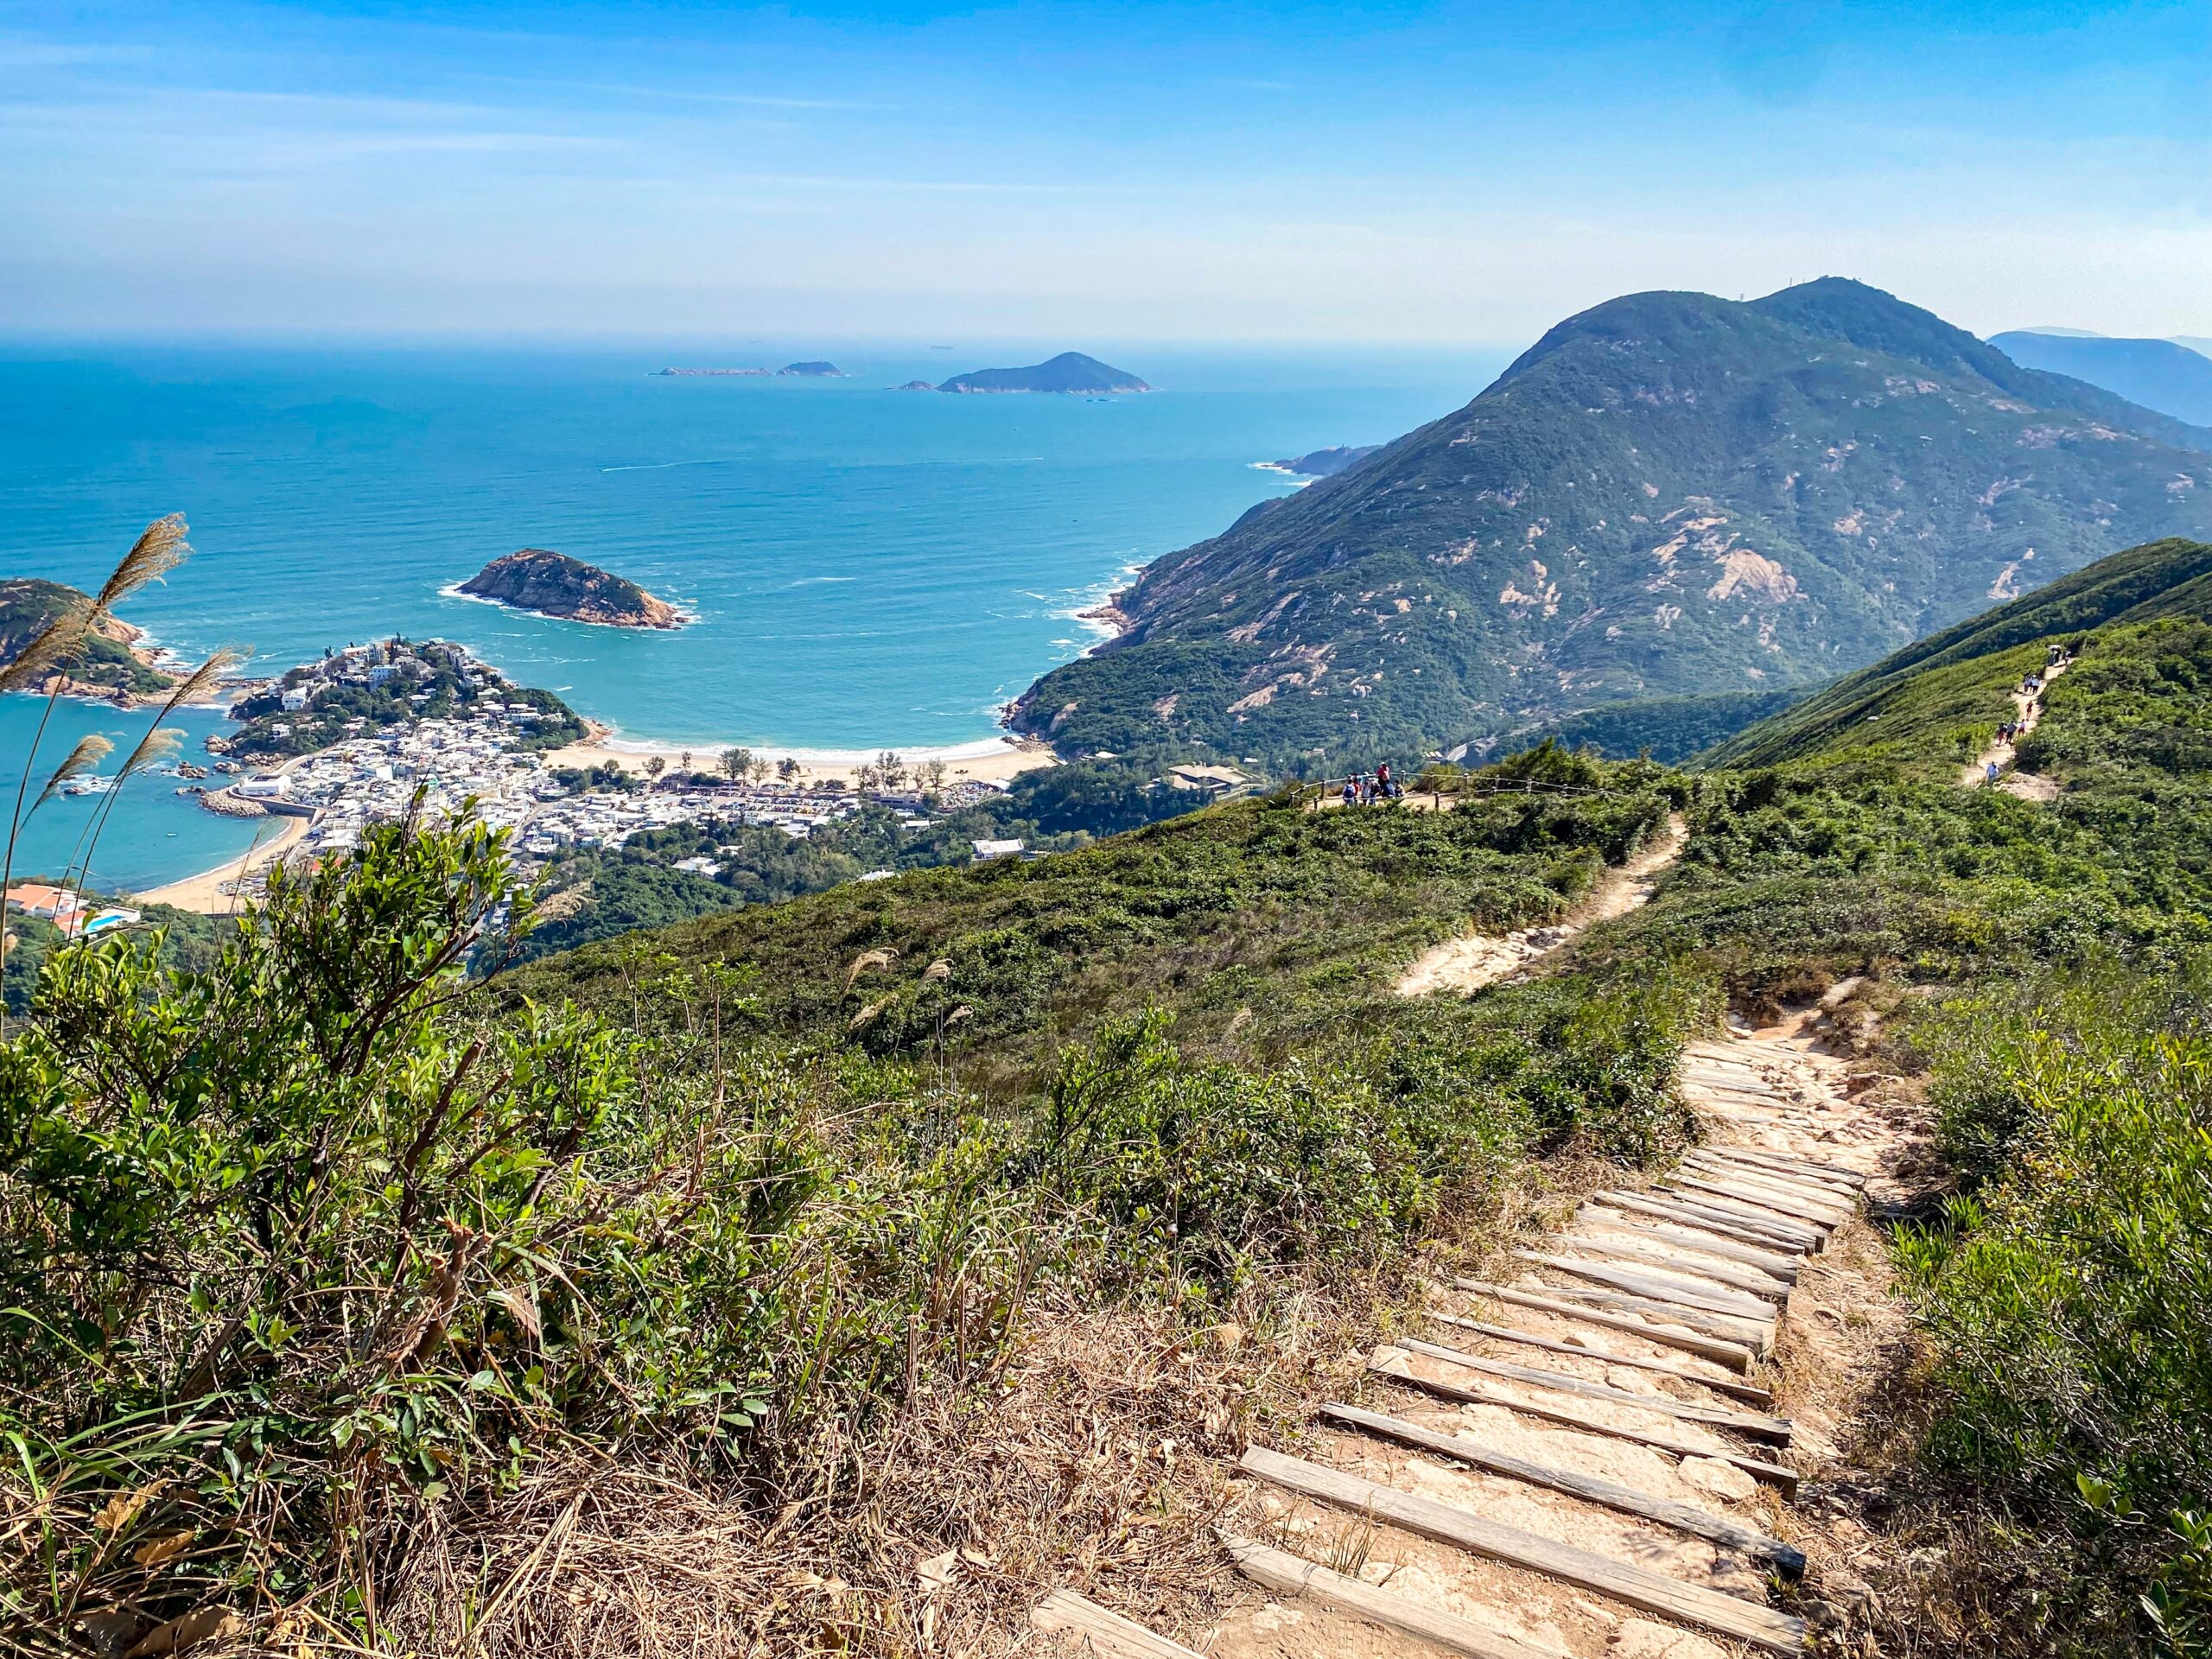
[1032,990,1924,1659]
[1395,816,1688,998]
[1960,658,2068,795]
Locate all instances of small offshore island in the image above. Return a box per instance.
[928,351,1150,394]
[460,548,684,629]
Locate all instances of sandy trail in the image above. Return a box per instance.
[1394,814,1688,998]
[1961,658,2068,793]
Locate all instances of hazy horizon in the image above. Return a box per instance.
[6,1,2208,346]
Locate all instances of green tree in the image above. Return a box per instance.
[720,747,753,782]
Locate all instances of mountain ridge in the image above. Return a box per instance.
[1012,279,2212,769]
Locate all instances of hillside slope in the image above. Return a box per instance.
[1700,537,2212,770]
[1012,281,2212,771]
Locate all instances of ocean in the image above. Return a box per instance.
[0,341,1508,888]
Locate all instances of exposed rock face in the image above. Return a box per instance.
[460,550,683,629]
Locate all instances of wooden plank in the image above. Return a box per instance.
[1700,1146,1863,1188]
[1319,1402,1806,1575]
[1669,1176,1844,1230]
[1031,1590,1205,1658]
[1554,1231,1793,1302]
[1452,1278,1764,1362]
[1442,1283,1758,1371]
[1682,1156,1856,1212]
[1497,1278,1775,1352]
[1221,1533,1554,1659]
[1369,1362,1800,1495]
[1648,1185,1828,1245]
[1517,1253,1778,1320]
[1389,1338,1792,1443]
[1579,1207,1803,1279]
[1238,1447,1808,1654]
[1707,1145,1866,1186]
[1425,1312,1774,1406]
[1590,1190,1816,1252]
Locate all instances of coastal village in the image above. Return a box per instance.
[164,636,1039,908]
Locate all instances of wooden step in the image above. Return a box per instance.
[1668,1177,1843,1230]
[1222,1533,1554,1659]
[1706,1145,1866,1187]
[1554,1231,1793,1302]
[1590,1191,1816,1253]
[1237,1448,1808,1655]
[1319,1402,1806,1575]
[1448,1281,1757,1370]
[1579,1207,1803,1279]
[1031,1590,1204,1658]
[1517,1253,1779,1321]
[1681,1158,1856,1217]
[1389,1338,1792,1443]
[1425,1311,1773,1406]
[1497,1278,1774,1353]
[1649,1185,1829,1244]
[1370,1360,1800,1492]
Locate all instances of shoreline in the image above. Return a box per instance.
[541,718,1057,790]
[137,812,311,915]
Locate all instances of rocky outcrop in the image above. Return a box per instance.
[460,550,683,629]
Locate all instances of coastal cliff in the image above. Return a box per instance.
[460,549,683,629]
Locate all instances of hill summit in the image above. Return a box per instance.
[938,352,1149,394]
[1013,279,2212,767]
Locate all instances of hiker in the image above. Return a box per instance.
[1986,760,2000,784]
[1340,776,1357,808]
[1376,760,1392,796]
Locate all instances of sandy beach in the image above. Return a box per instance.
[137,813,310,914]
[540,723,1058,791]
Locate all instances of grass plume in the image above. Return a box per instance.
[29,734,113,818]
[92,514,189,614]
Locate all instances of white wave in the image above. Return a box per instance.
[599,457,730,474]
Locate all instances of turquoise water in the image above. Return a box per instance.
[0,342,1507,885]
[0,698,262,894]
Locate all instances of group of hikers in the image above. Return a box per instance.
[1338,760,1404,806]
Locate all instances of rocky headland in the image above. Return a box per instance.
[0,577,179,702]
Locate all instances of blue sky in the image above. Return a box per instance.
[3,0,2207,343]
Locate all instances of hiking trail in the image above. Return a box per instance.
[1032,982,1922,1659]
[1960,656,2068,797]
[1395,816,1688,999]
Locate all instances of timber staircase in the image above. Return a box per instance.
[1034,1020,1895,1658]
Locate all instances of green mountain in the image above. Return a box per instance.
[1991,330,2212,426]
[938,351,1149,393]
[1012,280,2212,771]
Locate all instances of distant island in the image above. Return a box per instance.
[459,550,683,630]
[891,379,938,391]
[0,577,176,701]
[1257,444,1380,479]
[936,352,1150,395]
[654,361,844,378]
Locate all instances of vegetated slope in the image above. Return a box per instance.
[0,577,174,694]
[1701,537,2212,770]
[1011,280,2212,772]
[1991,330,2212,426]
[500,760,1681,1090]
